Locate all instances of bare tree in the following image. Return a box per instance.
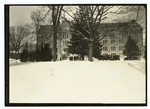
[108,6,146,25]
[48,6,63,61]
[30,7,51,49]
[62,5,113,61]
[9,25,30,52]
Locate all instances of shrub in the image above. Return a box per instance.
[69,57,73,61]
[124,56,139,60]
[35,49,41,62]
[28,51,35,62]
[74,56,78,61]
[113,55,120,60]
[99,55,104,60]
[62,54,68,60]
[20,49,28,62]
[41,43,53,61]
[99,55,120,61]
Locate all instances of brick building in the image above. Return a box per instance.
[38,19,143,59]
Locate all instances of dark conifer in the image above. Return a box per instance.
[123,36,140,59]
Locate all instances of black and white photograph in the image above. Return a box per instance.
[4,3,147,106]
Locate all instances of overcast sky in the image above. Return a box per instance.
[10,6,38,26]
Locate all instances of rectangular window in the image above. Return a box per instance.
[103,53,108,55]
[111,40,115,44]
[134,38,138,43]
[66,34,68,38]
[119,53,123,55]
[111,46,116,51]
[111,53,116,56]
[65,41,67,45]
[103,47,108,51]
[64,48,68,52]
[119,46,124,50]
[119,39,123,43]
[109,33,115,38]
[103,40,107,44]
[64,34,66,39]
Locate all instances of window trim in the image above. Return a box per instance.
[103,40,107,44]
[111,46,116,51]
[119,39,123,43]
[103,46,108,51]
[111,39,115,44]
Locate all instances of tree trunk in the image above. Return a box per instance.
[53,29,57,61]
[88,43,93,62]
[57,38,62,61]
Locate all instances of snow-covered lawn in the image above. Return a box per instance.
[9,60,146,103]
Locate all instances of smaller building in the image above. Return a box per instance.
[100,20,143,58]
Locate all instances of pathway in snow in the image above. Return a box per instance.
[9,60,146,103]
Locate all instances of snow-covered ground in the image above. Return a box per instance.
[9,60,146,103]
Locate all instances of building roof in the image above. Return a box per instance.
[39,20,142,34]
[39,25,53,34]
[99,20,142,30]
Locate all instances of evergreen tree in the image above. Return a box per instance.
[93,36,103,59]
[35,48,41,62]
[20,42,29,62]
[40,44,44,61]
[123,36,140,59]
[41,43,53,61]
[28,51,35,62]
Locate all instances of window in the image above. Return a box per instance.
[62,34,64,39]
[103,53,108,55]
[119,46,124,50]
[63,41,66,45]
[63,34,66,39]
[63,41,68,45]
[119,39,123,43]
[111,39,115,44]
[64,48,68,52]
[103,40,107,44]
[119,53,123,56]
[133,38,138,43]
[65,41,68,45]
[111,46,116,51]
[111,53,116,56]
[103,47,108,51]
[109,33,115,38]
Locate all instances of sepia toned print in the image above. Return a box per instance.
[8,5,146,104]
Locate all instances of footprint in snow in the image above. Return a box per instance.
[50,69,53,76]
